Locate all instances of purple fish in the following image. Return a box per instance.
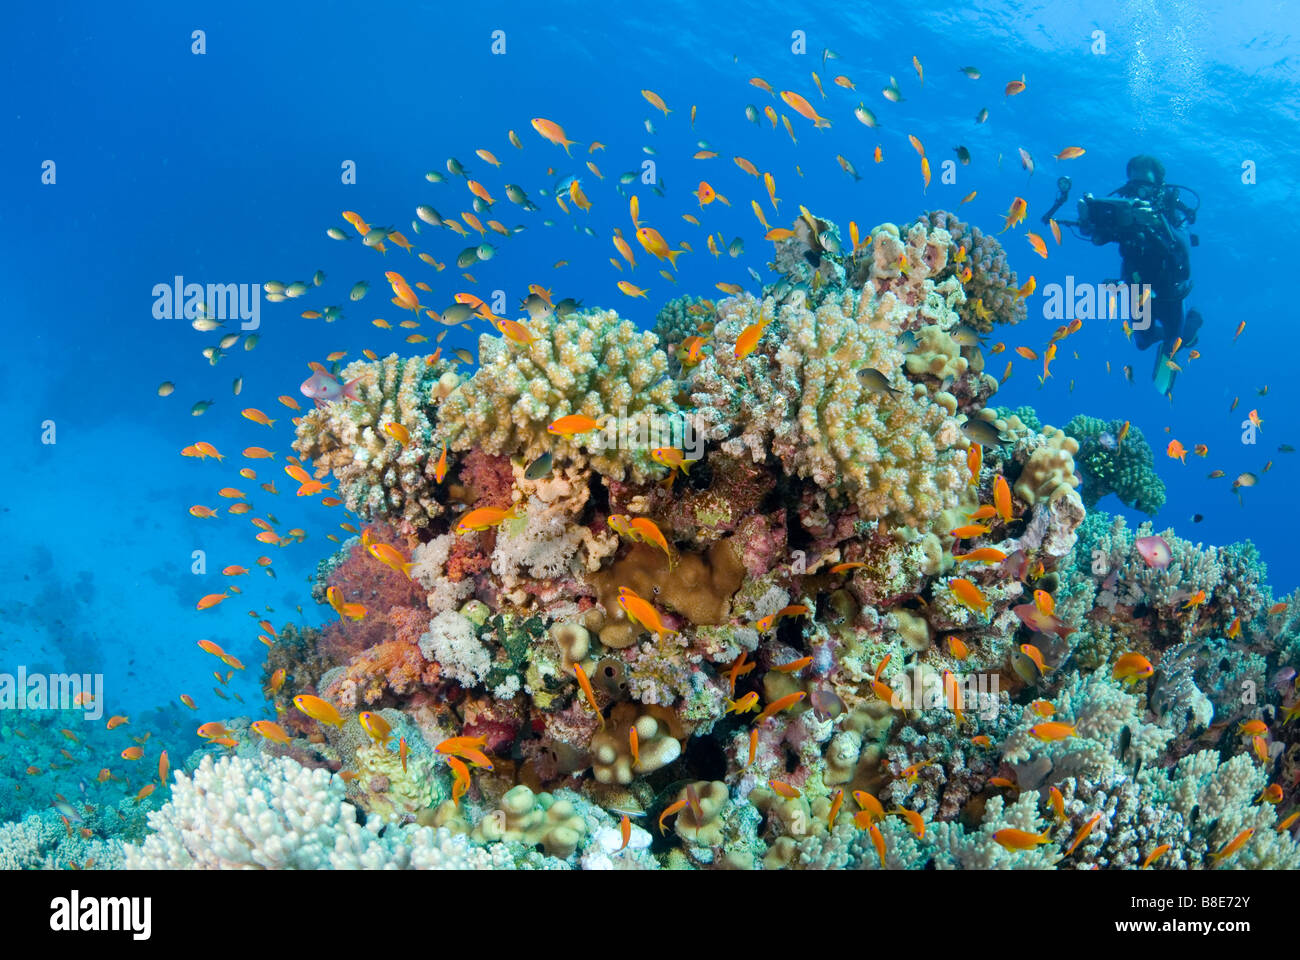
[300,369,361,408]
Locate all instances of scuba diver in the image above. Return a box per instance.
[1043,155,1201,394]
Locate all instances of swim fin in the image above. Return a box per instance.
[1152,349,1175,396]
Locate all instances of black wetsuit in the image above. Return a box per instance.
[1111,182,1197,352]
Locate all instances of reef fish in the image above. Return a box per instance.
[301,369,361,408]
[1134,536,1171,569]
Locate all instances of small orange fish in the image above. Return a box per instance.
[658,798,688,836]
[618,814,631,851]
[1141,844,1171,868]
[769,779,802,799]
[1112,652,1155,682]
[196,592,229,610]
[454,505,523,535]
[1065,813,1102,856]
[954,548,1007,564]
[548,414,601,437]
[892,807,925,838]
[771,656,813,674]
[293,694,343,727]
[756,604,811,633]
[572,662,605,728]
[830,562,867,574]
[1030,721,1077,741]
[867,821,887,867]
[828,789,844,829]
[1208,828,1253,864]
[993,827,1051,850]
[949,578,990,614]
[251,719,291,745]
[753,691,806,725]
[734,319,768,360]
[617,587,677,641]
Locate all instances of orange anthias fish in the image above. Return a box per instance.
[754,691,807,724]
[250,720,291,745]
[628,517,674,564]
[1001,197,1027,233]
[530,117,576,154]
[780,89,832,128]
[572,661,605,727]
[1112,652,1155,682]
[455,505,523,535]
[756,604,811,632]
[994,827,1052,850]
[966,444,982,487]
[993,474,1012,521]
[949,578,991,614]
[1030,721,1077,741]
[293,694,343,727]
[1065,813,1102,856]
[617,587,676,640]
[548,414,601,437]
[954,548,1007,564]
[733,319,768,359]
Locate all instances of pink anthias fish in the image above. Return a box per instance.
[1134,535,1171,569]
[1011,602,1073,639]
[300,369,361,408]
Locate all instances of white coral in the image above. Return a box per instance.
[410,534,475,615]
[419,609,491,686]
[122,754,565,869]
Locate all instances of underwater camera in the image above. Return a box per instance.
[1075,194,1159,245]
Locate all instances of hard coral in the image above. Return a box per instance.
[293,353,459,531]
[435,308,679,482]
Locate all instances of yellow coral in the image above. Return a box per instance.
[473,784,587,857]
[589,702,682,784]
[1015,426,1082,507]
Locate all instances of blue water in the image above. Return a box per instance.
[2,0,1297,727]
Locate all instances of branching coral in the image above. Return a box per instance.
[685,224,975,534]
[293,353,459,530]
[434,308,679,482]
[906,210,1027,331]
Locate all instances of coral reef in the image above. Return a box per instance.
[86,208,1297,873]
[434,308,680,483]
[293,353,460,532]
[905,210,1027,331]
[1066,414,1166,515]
